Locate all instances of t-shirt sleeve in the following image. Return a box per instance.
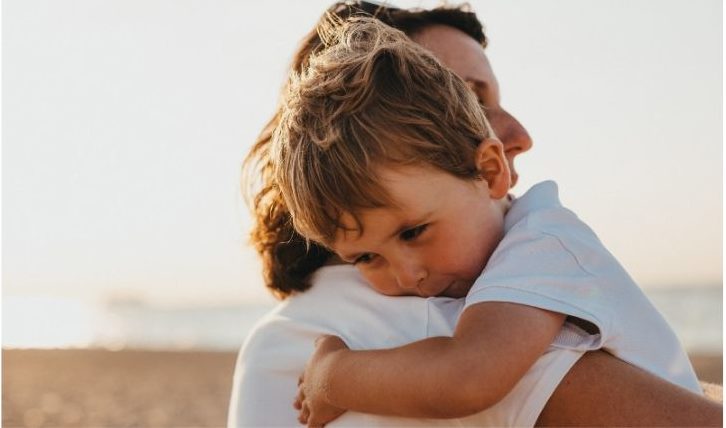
[464,222,613,351]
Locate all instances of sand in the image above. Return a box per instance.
[2,349,722,427]
[3,349,236,428]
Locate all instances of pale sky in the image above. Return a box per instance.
[3,0,722,307]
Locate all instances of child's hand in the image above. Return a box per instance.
[294,335,349,427]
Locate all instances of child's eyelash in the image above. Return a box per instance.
[400,224,428,241]
[354,253,375,265]
[353,225,429,265]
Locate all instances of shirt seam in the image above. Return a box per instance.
[520,209,597,278]
[540,230,597,277]
[466,284,609,335]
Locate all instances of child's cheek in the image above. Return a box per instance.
[360,268,408,297]
[440,226,494,279]
[433,235,478,278]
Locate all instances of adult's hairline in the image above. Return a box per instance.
[382,4,488,48]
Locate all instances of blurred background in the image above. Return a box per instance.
[3,0,722,426]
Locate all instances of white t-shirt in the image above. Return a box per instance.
[465,180,701,393]
[228,265,584,426]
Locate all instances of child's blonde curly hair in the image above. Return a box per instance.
[272,16,494,246]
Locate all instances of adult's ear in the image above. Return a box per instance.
[474,138,511,199]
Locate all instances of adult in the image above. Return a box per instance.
[229,3,721,426]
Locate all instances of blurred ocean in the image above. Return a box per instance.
[4,287,722,353]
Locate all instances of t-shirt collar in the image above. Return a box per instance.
[504,180,562,232]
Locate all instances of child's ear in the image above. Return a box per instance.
[474,138,511,199]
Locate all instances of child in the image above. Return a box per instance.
[271,17,701,425]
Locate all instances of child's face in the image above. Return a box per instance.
[331,162,508,299]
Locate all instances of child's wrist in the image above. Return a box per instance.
[319,348,353,405]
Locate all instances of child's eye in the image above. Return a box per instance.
[400,224,428,241]
[354,253,375,265]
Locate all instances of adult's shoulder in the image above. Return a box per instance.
[252,265,434,349]
[229,265,444,426]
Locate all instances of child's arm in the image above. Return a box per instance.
[297,302,565,424]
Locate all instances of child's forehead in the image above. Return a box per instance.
[377,163,442,189]
[375,163,470,205]
[336,204,409,235]
[343,165,433,220]
[333,166,459,237]
[327,164,475,248]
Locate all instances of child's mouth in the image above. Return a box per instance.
[438,280,474,299]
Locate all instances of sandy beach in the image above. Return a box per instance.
[3,348,722,427]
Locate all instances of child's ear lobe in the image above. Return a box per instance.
[475,138,511,199]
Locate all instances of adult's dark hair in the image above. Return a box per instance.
[242,2,487,299]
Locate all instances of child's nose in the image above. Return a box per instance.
[392,262,427,294]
